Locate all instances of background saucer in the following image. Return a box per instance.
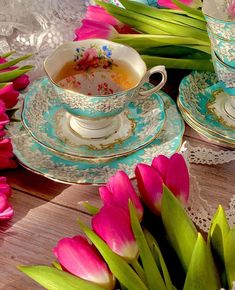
[178,71,235,143]
[22,78,165,159]
[9,90,184,184]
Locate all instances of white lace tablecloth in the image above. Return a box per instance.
[1,0,235,233]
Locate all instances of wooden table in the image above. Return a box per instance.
[0,125,235,289]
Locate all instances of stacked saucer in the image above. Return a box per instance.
[8,77,184,184]
[178,71,235,148]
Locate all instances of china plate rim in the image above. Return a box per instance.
[21,78,166,159]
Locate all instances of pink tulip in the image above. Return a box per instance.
[135,164,163,215]
[13,74,30,90]
[0,57,7,64]
[53,235,115,289]
[99,171,143,220]
[86,6,121,27]
[158,0,201,10]
[74,19,119,41]
[0,199,14,220]
[0,83,19,109]
[0,100,9,130]
[227,0,235,19]
[0,138,17,169]
[135,153,189,214]
[0,176,11,198]
[152,153,189,203]
[92,205,138,261]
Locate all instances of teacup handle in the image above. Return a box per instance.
[138,65,167,97]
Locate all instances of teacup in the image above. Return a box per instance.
[44,39,167,139]
[207,26,235,68]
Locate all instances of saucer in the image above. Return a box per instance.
[178,102,235,148]
[22,78,165,159]
[9,90,184,184]
[178,71,235,144]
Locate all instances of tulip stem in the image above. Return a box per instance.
[131,258,146,283]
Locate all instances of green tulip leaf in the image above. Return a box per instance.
[0,65,34,82]
[0,82,10,88]
[18,265,105,290]
[144,229,173,290]
[79,201,99,215]
[171,0,205,20]
[0,51,16,58]
[52,261,62,270]
[79,221,148,290]
[0,54,32,70]
[161,186,198,271]
[183,233,220,290]
[209,205,230,262]
[224,229,235,289]
[129,202,167,290]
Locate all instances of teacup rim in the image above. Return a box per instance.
[203,9,235,23]
[44,39,147,98]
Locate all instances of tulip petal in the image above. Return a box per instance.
[79,222,148,290]
[0,83,19,109]
[165,153,189,203]
[0,192,7,212]
[74,19,119,41]
[0,201,14,220]
[92,205,138,261]
[0,176,11,197]
[53,235,113,288]
[100,171,143,220]
[13,74,30,91]
[151,155,170,181]
[86,6,121,27]
[135,163,163,215]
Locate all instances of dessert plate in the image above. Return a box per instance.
[9,89,184,185]
[178,71,235,144]
[22,78,165,159]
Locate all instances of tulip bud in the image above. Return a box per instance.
[53,235,115,290]
[92,205,139,261]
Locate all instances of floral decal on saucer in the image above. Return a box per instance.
[74,45,113,71]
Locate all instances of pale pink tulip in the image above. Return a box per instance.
[0,138,17,169]
[53,235,115,289]
[135,153,189,214]
[152,153,189,203]
[158,0,201,9]
[92,205,138,261]
[99,171,143,220]
[74,19,119,41]
[135,163,163,215]
[0,83,19,109]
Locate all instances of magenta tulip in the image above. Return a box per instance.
[0,176,11,198]
[92,205,138,261]
[0,100,9,130]
[0,198,13,220]
[99,171,143,220]
[13,74,30,90]
[74,19,119,41]
[53,235,115,289]
[152,153,189,204]
[0,138,17,169]
[135,163,163,215]
[158,0,201,9]
[86,6,121,27]
[135,153,189,214]
[0,83,19,109]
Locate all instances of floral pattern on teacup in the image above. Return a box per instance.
[74,45,113,70]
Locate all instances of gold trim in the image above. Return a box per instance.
[177,97,235,142]
[207,89,235,129]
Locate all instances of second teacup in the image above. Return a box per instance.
[44,39,167,139]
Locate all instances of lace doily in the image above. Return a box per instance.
[0,0,86,78]
[181,142,235,232]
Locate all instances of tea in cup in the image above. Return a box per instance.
[44,39,167,139]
